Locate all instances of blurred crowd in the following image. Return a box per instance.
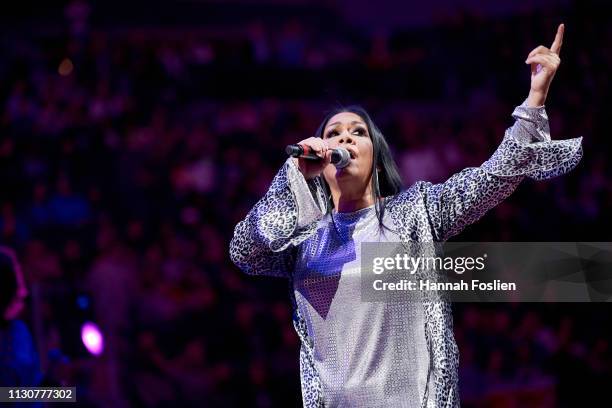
[0,0,610,406]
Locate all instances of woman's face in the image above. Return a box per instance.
[321,112,374,194]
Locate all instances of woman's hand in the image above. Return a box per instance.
[525,23,564,107]
[292,137,332,180]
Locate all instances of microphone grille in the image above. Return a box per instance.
[333,147,351,169]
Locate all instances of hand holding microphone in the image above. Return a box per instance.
[287,137,351,180]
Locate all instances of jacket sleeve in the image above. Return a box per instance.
[420,100,583,242]
[413,101,582,408]
[229,158,327,277]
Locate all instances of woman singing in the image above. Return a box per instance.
[230,24,582,407]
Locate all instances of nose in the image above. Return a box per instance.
[338,131,355,145]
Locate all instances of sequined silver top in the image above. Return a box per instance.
[293,205,433,406]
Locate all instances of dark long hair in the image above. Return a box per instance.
[313,105,403,230]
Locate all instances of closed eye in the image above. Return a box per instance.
[325,127,367,138]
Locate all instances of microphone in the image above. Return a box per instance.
[285,144,351,169]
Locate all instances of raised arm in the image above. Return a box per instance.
[405,27,581,407]
[420,23,582,242]
[229,158,327,277]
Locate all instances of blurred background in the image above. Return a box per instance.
[0,0,610,406]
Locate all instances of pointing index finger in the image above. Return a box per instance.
[551,23,564,55]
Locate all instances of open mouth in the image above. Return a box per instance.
[349,151,355,159]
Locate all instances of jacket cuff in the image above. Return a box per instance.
[510,99,551,143]
[482,99,583,181]
[482,132,583,181]
[264,158,325,252]
[286,158,326,227]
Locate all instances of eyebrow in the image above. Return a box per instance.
[326,120,366,129]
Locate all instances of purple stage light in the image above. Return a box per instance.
[81,322,104,356]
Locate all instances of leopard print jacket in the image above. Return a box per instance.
[230,101,583,407]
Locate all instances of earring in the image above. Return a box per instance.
[374,168,380,188]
